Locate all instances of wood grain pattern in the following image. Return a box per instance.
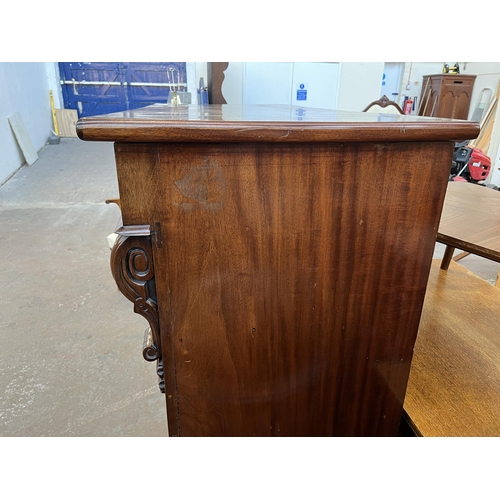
[55,109,78,138]
[437,182,500,263]
[419,75,476,120]
[76,104,479,143]
[113,139,454,436]
[78,104,480,436]
[404,260,500,437]
[113,144,163,226]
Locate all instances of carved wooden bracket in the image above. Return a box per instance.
[110,231,164,393]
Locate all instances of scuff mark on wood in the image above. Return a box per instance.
[173,158,225,212]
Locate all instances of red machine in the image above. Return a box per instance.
[450,141,492,184]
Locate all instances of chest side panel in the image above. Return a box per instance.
[115,140,453,436]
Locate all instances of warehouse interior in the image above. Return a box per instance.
[1,58,499,496]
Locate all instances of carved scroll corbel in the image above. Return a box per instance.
[110,228,164,393]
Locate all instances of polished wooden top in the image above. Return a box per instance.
[438,182,500,262]
[404,260,500,437]
[76,104,479,143]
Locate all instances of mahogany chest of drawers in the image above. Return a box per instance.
[77,104,478,436]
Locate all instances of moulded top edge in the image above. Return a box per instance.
[76,104,480,143]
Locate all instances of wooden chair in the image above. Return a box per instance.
[363,95,405,115]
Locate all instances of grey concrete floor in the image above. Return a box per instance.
[0,138,168,436]
[1,138,499,437]
[433,244,500,285]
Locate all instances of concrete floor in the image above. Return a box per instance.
[1,138,499,437]
[0,138,168,436]
[434,241,500,286]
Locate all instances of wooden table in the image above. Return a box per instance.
[404,260,500,436]
[77,104,477,436]
[438,182,500,269]
[404,182,500,436]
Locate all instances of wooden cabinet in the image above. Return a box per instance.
[77,104,478,436]
[419,74,476,119]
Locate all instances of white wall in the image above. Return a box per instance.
[186,62,198,105]
[221,62,244,105]
[397,62,443,111]
[220,62,383,112]
[0,62,53,185]
[337,62,385,112]
[243,63,294,105]
[195,62,208,91]
[462,62,500,120]
[45,62,63,109]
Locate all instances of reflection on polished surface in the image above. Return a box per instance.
[77,104,479,144]
[91,103,470,123]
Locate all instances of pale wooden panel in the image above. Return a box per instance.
[55,109,78,138]
[8,111,38,165]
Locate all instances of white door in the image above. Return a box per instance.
[291,63,340,109]
[381,62,403,103]
[243,62,340,109]
[243,63,293,105]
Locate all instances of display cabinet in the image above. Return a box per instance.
[419,74,476,119]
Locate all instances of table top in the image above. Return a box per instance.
[404,259,500,436]
[437,182,500,262]
[76,104,479,143]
